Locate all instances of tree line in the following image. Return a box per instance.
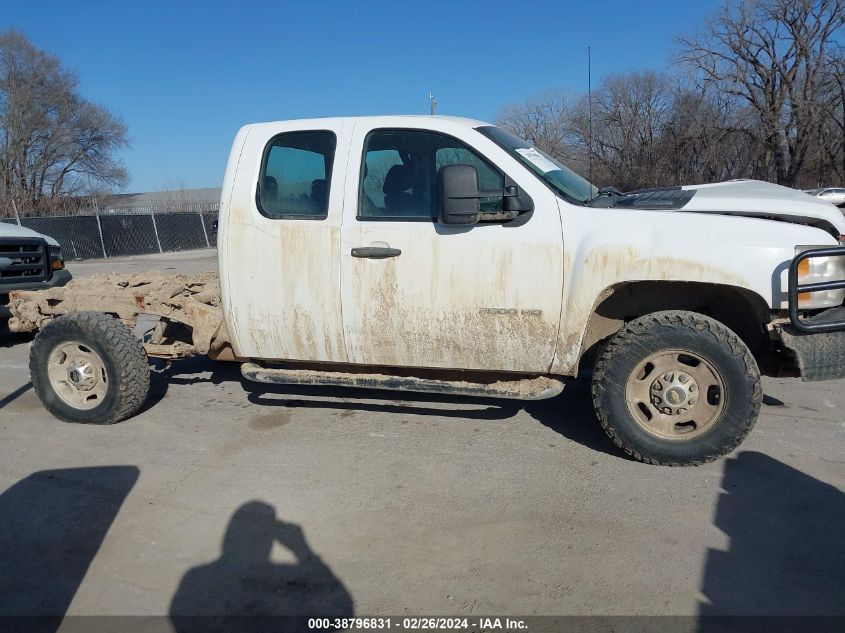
[497,0,845,192]
[1,0,843,218]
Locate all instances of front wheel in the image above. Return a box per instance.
[591,310,762,466]
[30,311,150,424]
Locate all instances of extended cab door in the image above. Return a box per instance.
[220,120,350,362]
[339,120,564,372]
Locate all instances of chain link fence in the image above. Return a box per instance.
[1,205,218,260]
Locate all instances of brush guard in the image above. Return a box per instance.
[787,246,845,333]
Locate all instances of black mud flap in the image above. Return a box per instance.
[779,320,845,381]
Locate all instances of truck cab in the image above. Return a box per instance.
[12,116,845,466]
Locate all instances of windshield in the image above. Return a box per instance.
[477,125,597,203]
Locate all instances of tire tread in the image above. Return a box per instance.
[30,311,150,424]
[591,310,762,466]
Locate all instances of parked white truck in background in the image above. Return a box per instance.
[1,222,70,322]
[8,116,845,465]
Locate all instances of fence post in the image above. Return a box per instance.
[150,207,163,253]
[199,211,210,248]
[95,212,107,258]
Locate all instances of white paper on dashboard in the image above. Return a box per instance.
[515,147,560,173]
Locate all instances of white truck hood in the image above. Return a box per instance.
[680,179,845,235]
[0,221,60,246]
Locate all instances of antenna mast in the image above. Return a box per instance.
[588,46,593,190]
[429,91,438,115]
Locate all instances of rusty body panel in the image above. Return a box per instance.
[242,362,565,399]
[339,221,563,372]
[550,204,837,375]
[218,119,351,363]
[338,118,565,373]
[7,272,227,357]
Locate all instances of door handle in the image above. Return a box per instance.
[351,247,401,259]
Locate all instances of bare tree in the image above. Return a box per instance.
[679,0,845,187]
[570,71,675,189]
[662,85,764,184]
[496,92,574,161]
[0,30,128,217]
[820,47,845,182]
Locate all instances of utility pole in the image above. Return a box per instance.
[429,92,438,115]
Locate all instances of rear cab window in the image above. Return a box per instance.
[257,130,336,219]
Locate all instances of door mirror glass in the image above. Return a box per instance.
[437,164,481,225]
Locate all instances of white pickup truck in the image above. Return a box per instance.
[1,222,71,321]
[8,116,845,466]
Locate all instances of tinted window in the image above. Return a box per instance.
[359,129,504,220]
[258,131,336,219]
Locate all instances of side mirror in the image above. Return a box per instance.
[437,164,534,226]
[437,164,481,225]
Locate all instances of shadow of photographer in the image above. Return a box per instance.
[170,501,353,632]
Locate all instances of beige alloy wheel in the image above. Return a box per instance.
[46,340,109,411]
[625,349,726,441]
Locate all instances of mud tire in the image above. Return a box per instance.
[30,312,150,424]
[591,310,761,466]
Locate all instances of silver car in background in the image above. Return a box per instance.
[806,187,845,207]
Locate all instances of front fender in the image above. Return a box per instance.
[551,203,835,375]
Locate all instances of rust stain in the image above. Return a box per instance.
[552,244,753,375]
[7,272,227,355]
[346,235,561,372]
[225,217,346,362]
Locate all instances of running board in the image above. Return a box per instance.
[240,363,564,401]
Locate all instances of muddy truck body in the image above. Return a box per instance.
[9,116,845,465]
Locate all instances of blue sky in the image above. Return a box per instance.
[3,0,714,192]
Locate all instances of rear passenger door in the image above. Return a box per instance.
[339,123,564,372]
[222,121,350,362]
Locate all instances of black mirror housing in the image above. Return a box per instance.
[437,164,481,225]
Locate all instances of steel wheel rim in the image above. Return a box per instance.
[46,341,109,411]
[624,349,726,441]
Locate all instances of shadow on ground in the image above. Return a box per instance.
[699,451,845,631]
[0,329,32,349]
[157,356,622,458]
[0,382,31,410]
[0,466,139,633]
[170,501,353,633]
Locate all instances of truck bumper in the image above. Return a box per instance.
[778,307,845,381]
[0,269,73,318]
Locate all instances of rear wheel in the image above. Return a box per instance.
[30,312,150,424]
[591,310,761,466]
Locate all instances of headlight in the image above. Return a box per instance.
[795,245,845,309]
[48,245,65,271]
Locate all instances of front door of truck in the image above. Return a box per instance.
[339,123,564,372]
[221,121,350,362]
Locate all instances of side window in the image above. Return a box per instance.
[358,129,504,220]
[258,130,336,219]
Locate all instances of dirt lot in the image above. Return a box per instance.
[0,249,843,626]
